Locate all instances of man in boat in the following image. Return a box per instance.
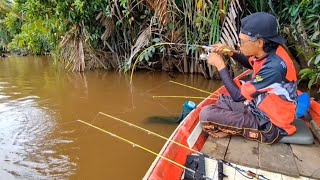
[199,12,298,144]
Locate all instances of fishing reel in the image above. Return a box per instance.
[199,53,209,61]
[199,46,233,61]
[199,46,213,61]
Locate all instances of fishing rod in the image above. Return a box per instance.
[168,80,214,95]
[145,80,219,114]
[163,42,239,61]
[96,112,270,180]
[98,112,204,156]
[165,43,235,53]
[77,120,213,180]
[151,80,219,114]
[129,42,237,84]
[151,95,216,114]
[165,43,232,62]
[222,161,270,180]
[152,95,218,100]
[151,96,217,115]
[153,95,250,103]
[144,79,218,96]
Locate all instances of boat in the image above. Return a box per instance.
[144,70,320,180]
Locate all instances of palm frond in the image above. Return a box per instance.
[219,0,242,49]
[126,25,152,70]
[96,12,115,43]
[146,0,171,26]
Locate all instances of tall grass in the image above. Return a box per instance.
[125,0,242,79]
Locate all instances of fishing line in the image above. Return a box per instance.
[152,96,180,115]
[168,80,213,95]
[223,161,270,180]
[143,80,220,115]
[145,52,207,62]
[58,120,80,125]
[143,80,171,94]
[162,43,211,48]
[84,112,101,134]
[151,96,217,115]
[77,119,213,180]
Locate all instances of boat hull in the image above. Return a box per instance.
[144,70,320,180]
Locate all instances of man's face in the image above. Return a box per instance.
[238,33,260,56]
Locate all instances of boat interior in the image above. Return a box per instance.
[201,118,320,179]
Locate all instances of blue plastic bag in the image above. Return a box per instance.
[296,93,311,118]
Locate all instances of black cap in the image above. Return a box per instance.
[240,12,285,44]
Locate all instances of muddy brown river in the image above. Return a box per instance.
[0,56,222,179]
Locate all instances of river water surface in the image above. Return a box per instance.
[0,56,222,179]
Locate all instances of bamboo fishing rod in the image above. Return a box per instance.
[96,112,270,180]
[129,42,237,84]
[145,79,219,96]
[168,80,214,95]
[98,112,209,158]
[77,120,213,180]
[151,95,217,115]
[163,43,236,53]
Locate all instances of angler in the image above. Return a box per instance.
[200,12,298,143]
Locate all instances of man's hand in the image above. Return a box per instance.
[212,43,234,56]
[207,52,226,71]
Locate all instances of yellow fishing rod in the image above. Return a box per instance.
[152,95,218,100]
[98,112,209,158]
[147,81,219,115]
[145,80,219,96]
[168,80,213,95]
[159,43,235,54]
[96,112,270,180]
[168,80,220,98]
[77,119,213,180]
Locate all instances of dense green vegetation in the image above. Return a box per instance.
[0,0,12,53]
[0,0,227,73]
[0,0,319,90]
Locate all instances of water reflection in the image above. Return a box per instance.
[0,56,221,179]
[0,57,77,179]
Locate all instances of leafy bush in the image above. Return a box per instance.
[299,42,320,91]
[8,20,53,54]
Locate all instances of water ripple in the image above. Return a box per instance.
[0,96,77,179]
